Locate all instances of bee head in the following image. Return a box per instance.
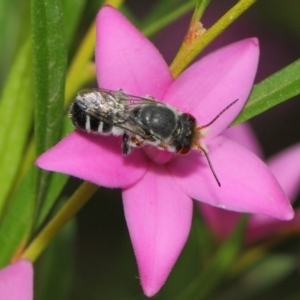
[172,113,196,154]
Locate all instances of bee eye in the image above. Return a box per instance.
[178,146,190,154]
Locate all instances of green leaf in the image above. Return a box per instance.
[0,115,70,264]
[177,216,247,300]
[62,0,85,47]
[0,0,30,90]
[36,173,69,229]
[0,39,34,214]
[32,0,84,229]
[193,0,211,21]
[0,167,35,268]
[31,0,67,214]
[31,0,67,155]
[234,58,300,124]
[35,219,76,300]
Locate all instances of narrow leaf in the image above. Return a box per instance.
[31,0,67,213]
[234,58,300,124]
[62,0,85,47]
[31,0,67,155]
[193,0,211,21]
[0,1,30,90]
[0,39,34,213]
[0,167,35,268]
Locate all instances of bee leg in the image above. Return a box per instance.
[130,136,143,147]
[122,133,131,155]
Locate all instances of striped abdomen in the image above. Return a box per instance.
[70,102,113,134]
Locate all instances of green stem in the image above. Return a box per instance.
[21,182,98,262]
[170,0,257,78]
[192,0,211,23]
[64,21,96,108]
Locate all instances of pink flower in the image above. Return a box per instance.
[0,260,33,300]
[36,6,294,296]
[199,123,300,242]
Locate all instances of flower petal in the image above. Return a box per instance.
[122,162,193,297]
[36,131,149,188]
[0,260,33,300]
[198,122,262,240]
[200,143,300,242]
[223,122,262,157]
[267,143,300,201]
[169,136,294,220]
[96,6,173,98]
[164,39,259,138]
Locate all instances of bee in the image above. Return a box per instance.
[70,88,238,186]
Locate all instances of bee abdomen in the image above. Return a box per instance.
[71,102,113,134]
[85,115,113,134]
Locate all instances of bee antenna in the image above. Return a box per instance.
[197,99,238,130]
[194,143,221,187]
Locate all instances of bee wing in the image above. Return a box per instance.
[111,90,161,107]
[76,88,165,141]
[121,115,155,140]
[98,88,166,140]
